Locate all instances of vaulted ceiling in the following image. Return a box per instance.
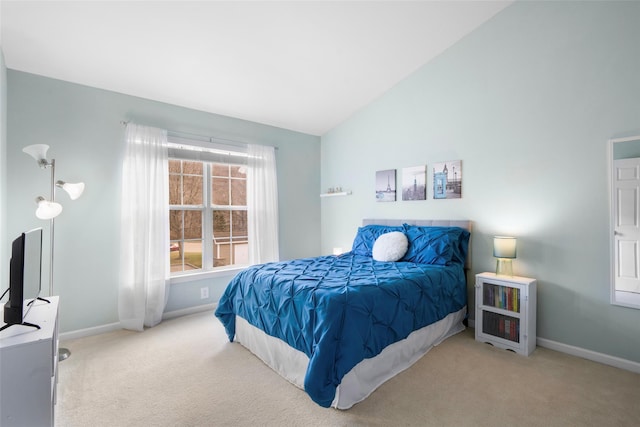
[1,1,512,135]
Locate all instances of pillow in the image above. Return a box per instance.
[402,225,470,265]
[372,232,409,262]
[351,225,405,257]
[450,229,470,265]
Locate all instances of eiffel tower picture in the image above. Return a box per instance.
[375,169,396,202]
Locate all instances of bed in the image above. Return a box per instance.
[215,219,471,409]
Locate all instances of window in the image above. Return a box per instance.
[211,163,248,267]
[169,142,249,276]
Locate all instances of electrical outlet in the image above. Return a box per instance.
[200,287,209,299]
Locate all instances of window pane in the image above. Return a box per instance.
[170,210,183,240]
[183,240,202,270]
[182,175,203,205]
[184,210,202,239]
[213,250,228,267]
[212,177,230,205]
[169,175,181,205]
[170,242,183,272]
[212,164,229,177]
[169,207,202,273]
[183,161,203,175]
[230,165,246,178]
[233,242,249,265]
[230,179,246,205]
[169,159,181,174]
[213,210,230,267]
[232,210,248,237]
[213,210,230,238]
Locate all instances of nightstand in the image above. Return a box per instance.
[475,272,537,356]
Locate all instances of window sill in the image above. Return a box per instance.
[170,266,246,284]
[612,290,640,310]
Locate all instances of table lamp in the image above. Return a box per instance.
[494,236,516,276]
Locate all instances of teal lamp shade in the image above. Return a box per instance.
[494,236,516,276]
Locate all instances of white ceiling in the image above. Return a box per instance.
[1,1,512,136]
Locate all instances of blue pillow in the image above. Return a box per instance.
[351,225,405,257]
[402,225,470,265]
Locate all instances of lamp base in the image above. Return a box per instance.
[495,258,513,276]
[59,347,71,361]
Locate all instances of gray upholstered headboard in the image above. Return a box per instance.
[362,218,472,269]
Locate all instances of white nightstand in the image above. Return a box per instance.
[475,272,537,356]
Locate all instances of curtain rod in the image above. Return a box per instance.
[119,120,278,150]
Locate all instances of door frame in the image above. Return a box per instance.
[609,135,640,309]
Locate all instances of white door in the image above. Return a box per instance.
[613,158,640,293]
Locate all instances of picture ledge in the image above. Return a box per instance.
[320,191,352,198]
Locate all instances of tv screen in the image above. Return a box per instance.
[22,228,44,317]
[3,228,43,327]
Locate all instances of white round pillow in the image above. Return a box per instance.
[372,231,409,262]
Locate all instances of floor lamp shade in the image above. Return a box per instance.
[494,236,516,276]
[23,144,50,165]
[56,181,85,200]
[35,197,63,220]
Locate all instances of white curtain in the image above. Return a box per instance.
[247,144,280,264]
[119,123,170,331]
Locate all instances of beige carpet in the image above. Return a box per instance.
[56,311,640,427]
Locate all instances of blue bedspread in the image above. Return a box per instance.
[215,252,467,407]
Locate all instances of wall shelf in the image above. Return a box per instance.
[320,191,352,198]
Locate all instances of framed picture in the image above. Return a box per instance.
[375,169,396,202]
[402,165,426,201]
[433,160,462,199]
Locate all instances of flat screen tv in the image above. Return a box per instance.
[2,228,44,331]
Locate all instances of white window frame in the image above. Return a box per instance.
[168,137,249,283]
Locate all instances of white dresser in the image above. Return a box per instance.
[0,296,59,427]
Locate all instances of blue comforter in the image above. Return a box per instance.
[215,252,466,407]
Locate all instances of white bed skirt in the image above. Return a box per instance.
[234,306,466,409]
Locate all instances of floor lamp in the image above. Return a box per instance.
[23,144,85,361]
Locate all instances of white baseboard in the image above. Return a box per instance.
[536,337,640,374]
[162,303,217,320]
[60,322,122,341]
[59,303,218,341]
[469,321,640,374]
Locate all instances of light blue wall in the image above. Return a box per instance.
[6,71,320,333]
[0,49,6,292]
[321,1,640,362]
